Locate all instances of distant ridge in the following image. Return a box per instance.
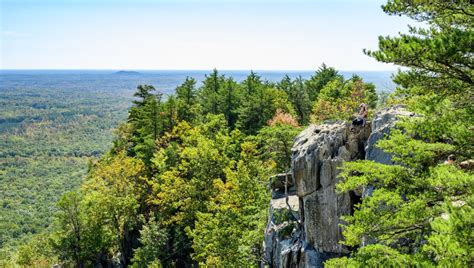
[114,70,141,75]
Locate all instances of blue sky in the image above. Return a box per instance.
[1,0,412,70]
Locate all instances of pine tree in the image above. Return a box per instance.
[327,1,474,266]
[277,76,308,124]
[217,78,242,129]
[128,86,164,165]
[133,84,156,107]
[305,63,344,101]
[176,77,198,123]
[242,70,263,95]
[199,69,225,115]
[291,76,312,125]
[162,95,177,132]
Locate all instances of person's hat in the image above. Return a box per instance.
[359,103,367,107]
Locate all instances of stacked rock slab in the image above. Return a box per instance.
[263,121,371,267]
[295,121,371,266]
[264,173,300,267]
[262,106,410,268]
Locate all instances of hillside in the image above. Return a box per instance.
[3,66,383,266]
[0,86,131,254]
[1,0,472,267]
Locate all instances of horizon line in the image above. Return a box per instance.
[0,68,399,72]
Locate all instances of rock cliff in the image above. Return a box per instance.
[263,106,410,267]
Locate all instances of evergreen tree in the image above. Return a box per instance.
[278,75,293,95]
[288,76,311,125]
[162,95,178,132]
[242,71,263,95]
[217,78,242,129]
[278,76,312,125]
[237,72,293,134]
[128,86,164,165]
[176,77,198,123]
[199,69,225,114]
[327,0,474,266]
[132,84,156,107]
[305,63,344,101]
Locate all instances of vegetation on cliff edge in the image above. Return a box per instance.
[327,0,473,266]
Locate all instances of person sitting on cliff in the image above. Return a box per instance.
[444,154,456,165]
[352,103,368,127]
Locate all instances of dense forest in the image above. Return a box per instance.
[2,0,473,267]
[1,65,379,266]
[0,86,132,263]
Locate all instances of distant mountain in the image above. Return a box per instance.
[114,70,141,75]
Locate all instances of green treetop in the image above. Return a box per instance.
[176,77,199,123]
[199,69,225,115]
[305,63,344,101]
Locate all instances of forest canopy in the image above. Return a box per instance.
[2,0,472,267]
[4,66,379,267]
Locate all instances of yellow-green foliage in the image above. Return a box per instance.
[312,76,377,123]
[187,142,274,266]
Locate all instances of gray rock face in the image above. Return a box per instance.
[263,106,409,267]
[366,105,413,164]
[292,122,370,199]
[263,195,300,267]
[263,121,371,267]
[294,122,371,259]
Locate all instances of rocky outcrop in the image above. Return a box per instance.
[263,121,371,267]
[366,105,414,164]
[263,106,410,267]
